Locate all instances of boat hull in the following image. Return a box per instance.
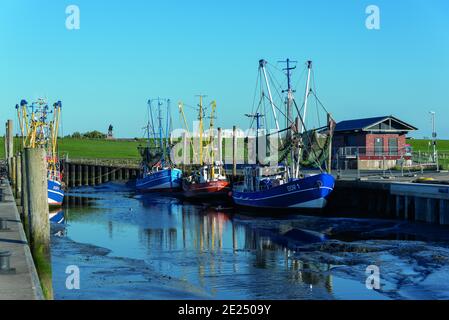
[183,180,231,199]
[48,179,64,207]
[232,173,334,209]
[49,210,65,224]
[136,168,182,192]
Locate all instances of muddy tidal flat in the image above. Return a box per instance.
[51,183,449,300]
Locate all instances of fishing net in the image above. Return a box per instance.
[138,146,163,167]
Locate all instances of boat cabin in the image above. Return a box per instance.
[190,163,227,184]
[240,165,288,192]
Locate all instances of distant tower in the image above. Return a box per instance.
[107,124,114,139]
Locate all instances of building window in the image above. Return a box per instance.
[389,138,398,156]
[374,137,384,156]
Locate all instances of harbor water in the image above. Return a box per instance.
[51,182,449,300]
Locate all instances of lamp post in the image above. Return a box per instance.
[429,111,437,164]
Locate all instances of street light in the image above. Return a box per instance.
[429,111,437,163]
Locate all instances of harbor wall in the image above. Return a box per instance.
[62,160,140,188]
[326,179,449,225]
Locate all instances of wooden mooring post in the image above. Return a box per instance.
[23,147,53,299]
[15,152,22,205]
[21,152,29,232]
[5,120,13,173]
[11,155,17,197]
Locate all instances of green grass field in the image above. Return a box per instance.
[407,138,449,152]
[0,137,144,160]
[1,136,449,162]
[58,138,144,159]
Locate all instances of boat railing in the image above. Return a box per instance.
[48,170,62,182]
[232,180,273,193]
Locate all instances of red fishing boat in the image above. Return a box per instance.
[179,96,230,200]
[182,164,230,199]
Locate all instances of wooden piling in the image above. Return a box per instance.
[15,152,22,204]
[98,166,103,184]
[24,147,52,299]
[83,165,89,186]
[77,165,82,187]
[90,165,96,185]
[426,198,438,224]
[21,153,29,235]
[395,195,403,218]
[414,197,426,222]
[440,200,449,225]
[404,196,410,220]
[6,120,13,159]
[70,163,75,188]
[63,162,69,188]
[11,155,17,196]
[104,166,109,182]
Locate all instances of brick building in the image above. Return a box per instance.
[332,115,417,170]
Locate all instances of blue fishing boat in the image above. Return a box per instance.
[136,167,182,192]
[232,166,334,209]
[231,59,336,210]
[17,99,65,208]
[136,98,182,192]
[49,209,65,224]
[48,178,65,206]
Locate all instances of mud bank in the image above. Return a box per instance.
[235,214,449,299]
[51,235,209,300]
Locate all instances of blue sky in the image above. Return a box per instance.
[1,0,448,138]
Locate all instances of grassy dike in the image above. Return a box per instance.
[0,137,144,160]
[406,138,449,152]
[1,136,448,160]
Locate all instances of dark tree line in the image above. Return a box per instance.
[65,131,107,139]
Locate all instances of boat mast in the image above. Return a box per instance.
[279,58,297,177]
[301,61,312,135]
[157,98,165,167]
[259,59,280,131]
[208,101,217,177]
[197,95,206,166]
[146,100,151,150]
[166,99,171,163]
[295,61,312,178]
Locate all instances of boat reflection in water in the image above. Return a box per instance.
[49,209,65,224]
[52,186,383,299]
[137,195,335,297]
